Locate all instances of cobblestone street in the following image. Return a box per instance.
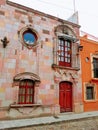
[0,111,98,130]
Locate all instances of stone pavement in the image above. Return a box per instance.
[0,111,98,130]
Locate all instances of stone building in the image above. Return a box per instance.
[0,0,83,119]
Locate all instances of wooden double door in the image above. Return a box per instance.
[59,81,72,113]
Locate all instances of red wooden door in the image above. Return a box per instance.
[59,82,72,112]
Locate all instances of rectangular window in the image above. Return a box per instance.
[18,80,34,104]
[58,38,71,67]
[86,86,95,100]
[93,58,98,78]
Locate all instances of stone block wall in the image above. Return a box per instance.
[0,0,82,119]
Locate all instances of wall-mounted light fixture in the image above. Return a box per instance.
[78,45,83,51]
[1,37,9,48]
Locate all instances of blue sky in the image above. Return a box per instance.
[9,0,98,37]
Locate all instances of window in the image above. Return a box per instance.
[58,38,71,67]
[18,79,34,104]
[54,24,78,69]
[86,86,95,100]
[93,57,98,78]
[23,30,37,45]
[19,26,38,49]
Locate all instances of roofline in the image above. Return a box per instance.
[80,36,98,44]
[7,0,80,28]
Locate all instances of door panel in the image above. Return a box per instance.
[59,90,65,112]
[59,82,72,112]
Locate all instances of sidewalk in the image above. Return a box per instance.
[0,111,98,129]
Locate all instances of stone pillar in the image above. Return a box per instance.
[73,78,84,113]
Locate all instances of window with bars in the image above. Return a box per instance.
[86,86,95,100]
[18,79,34,104]
[58,38,72,67]
[93,57,98,78]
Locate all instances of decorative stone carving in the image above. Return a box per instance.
[54,69,77,83]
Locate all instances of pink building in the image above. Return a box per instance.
[0,0,83,119]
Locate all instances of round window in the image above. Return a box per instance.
[23,30,37,45]
[19,26,38,49]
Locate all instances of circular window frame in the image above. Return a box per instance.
[19,26,38,49]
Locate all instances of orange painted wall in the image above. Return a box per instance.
[80,35,98,112]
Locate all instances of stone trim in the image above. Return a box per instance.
[0,107,9,111]
[84,82,97,102]
[52,64,80,71]
[15,9,27,15]
[10,104,42,108]
[18,25,39,49]
[13,72,41,82]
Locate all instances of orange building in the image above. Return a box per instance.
[80,33,98,112]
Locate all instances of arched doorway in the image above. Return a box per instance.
[59,81,72,113]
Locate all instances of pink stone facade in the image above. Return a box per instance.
[0,0,83,119]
